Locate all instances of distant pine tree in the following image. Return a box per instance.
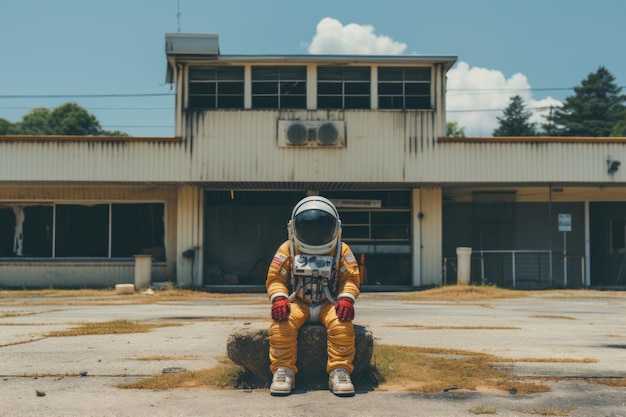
[542,66,625,136]
[493,95,537,136]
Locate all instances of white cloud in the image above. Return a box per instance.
[527,96,563,129]
[307,18,561,136]
[308,17,407,55]
[447,62,562,136]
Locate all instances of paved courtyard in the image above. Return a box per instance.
[1,289,625,416]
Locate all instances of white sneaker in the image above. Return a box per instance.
[270,367,295,395]
[328,368,355,396]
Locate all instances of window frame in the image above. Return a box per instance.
[186,64,435,111]
[251,66,307,109]
[188,66,245,109]
[317,66,371,110]
[339,209,411,242]
[377,66,432,110]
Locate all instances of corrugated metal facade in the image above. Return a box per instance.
[2,127,625,186]
[0,139,186,182]
[431,140,626,183]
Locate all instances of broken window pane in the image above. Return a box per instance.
[0,205,53,257]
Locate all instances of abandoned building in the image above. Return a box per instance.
[1,33,626,290]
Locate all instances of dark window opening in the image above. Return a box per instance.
[112,204,166,259]
[55,204,109,257]
[188,66,245,109]
[0,202,165,259]
[317,67,371,109]
[252,66,307,109]
[340,210,410,241]
[378,67,431,110]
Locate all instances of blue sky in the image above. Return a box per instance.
[1,0,625,137]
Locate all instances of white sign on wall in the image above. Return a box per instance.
[558,213,572,232]
[331,199,382,208]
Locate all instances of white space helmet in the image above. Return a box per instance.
[289,196,341,255]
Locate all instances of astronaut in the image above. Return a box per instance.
[266,196,360,396]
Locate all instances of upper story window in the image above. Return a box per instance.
[378,67,432,109]
[317,67,371,109]
[251,66,307,109]
[188,66,244,109]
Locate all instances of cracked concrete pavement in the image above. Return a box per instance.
[1,290,626,417]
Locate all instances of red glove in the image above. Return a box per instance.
[271,297,290,321]
[335,297,354,322]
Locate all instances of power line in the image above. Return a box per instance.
[0,106,173,111]
[0,84,624,101]
[448,105,558,113]
[103,125,174,129]
[0,93,173,99]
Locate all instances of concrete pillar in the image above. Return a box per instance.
[456,247,472,285]
[134,254,152,289]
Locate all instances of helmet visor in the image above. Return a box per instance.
[293,209,337,247]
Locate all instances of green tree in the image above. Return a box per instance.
[0,118,16,134]
[100,129,128,136]
[493,95,537,136]
[7,103,128,136]
[446,121,466,137]
[19,107,51,135]
[543,66,625,136]
[47,103,102,135]
[611,111,626,136]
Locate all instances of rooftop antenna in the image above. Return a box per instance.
[176,0,182,32]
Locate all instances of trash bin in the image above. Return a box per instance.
[456,247,472,285]
[134,254,152,289]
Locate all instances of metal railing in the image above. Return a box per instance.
[443,250,585,288]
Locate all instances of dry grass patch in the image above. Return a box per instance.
[532,315,577,320]
[371,344,551,394]
[0,311,40,318]
[400,285,530,301]
[44,319,180,337]
[536,290,626,299]
[388,324,520,330]
[399,286,626,302]
[504,357,596,364]
[120,344,585,394]
[468,404,498,415]
[586,377,626,387]
[119,357,244,390]
[0,288,265,306]
[136,355,201,361]
[163,315,267,322]
[513,405,575,416]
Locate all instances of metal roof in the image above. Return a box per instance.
[164,33,457,83]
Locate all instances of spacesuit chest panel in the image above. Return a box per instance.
[290,254,335,305]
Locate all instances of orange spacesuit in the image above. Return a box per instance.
[266,196,360,396]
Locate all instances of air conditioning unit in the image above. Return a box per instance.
[277,120,345,148]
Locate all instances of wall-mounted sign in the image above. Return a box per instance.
[558,213,572,232]
[331,199,382,208]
